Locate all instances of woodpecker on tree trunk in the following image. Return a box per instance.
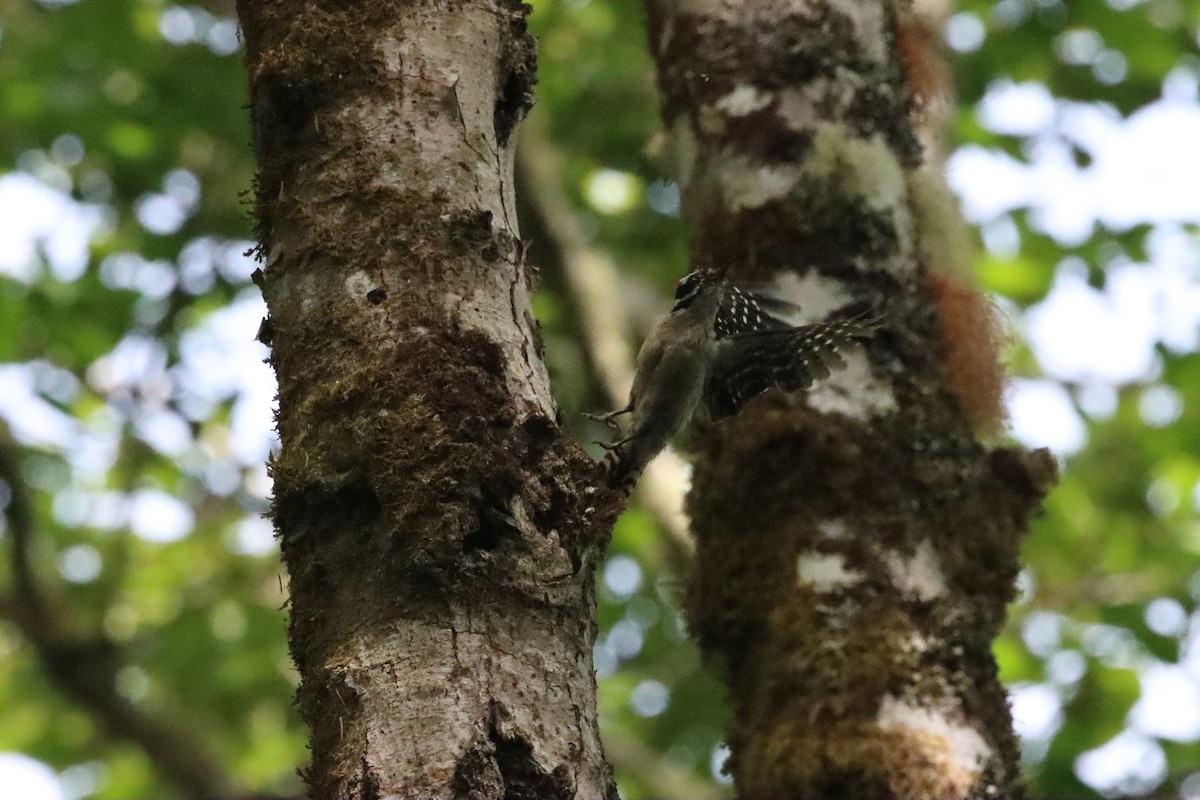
[593,270,882,490]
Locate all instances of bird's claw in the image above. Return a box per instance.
[582,410,626,431]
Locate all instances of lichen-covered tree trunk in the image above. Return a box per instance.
[641,1,1056,798]
[236,2,619,798]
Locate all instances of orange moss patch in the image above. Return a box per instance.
[924,273,1009,436]
[897,13,952,112]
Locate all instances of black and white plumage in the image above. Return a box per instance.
[704,316,875,418]
[712,284,791,338]
[594,270,880,489]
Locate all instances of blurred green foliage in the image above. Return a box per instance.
[0,0,1198,797]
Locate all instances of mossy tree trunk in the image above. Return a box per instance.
[641,1,1056,798]
[236,2,620,798]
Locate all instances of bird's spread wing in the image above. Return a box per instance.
[705,311,880,418]
[712,286,793,338]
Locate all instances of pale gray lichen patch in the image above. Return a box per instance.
[881,540,948,601]
[711,151,806,211]
[806,354,897,420]
[797,552,863,591]
[669,116,700,187]
[824,0,889,63]
[767,271,854,324]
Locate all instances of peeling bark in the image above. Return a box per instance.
[642,0,1057,798]
[236,2,620,798]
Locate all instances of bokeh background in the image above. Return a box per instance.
[1,0,1199,797]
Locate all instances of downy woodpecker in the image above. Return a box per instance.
[594,271,879,489]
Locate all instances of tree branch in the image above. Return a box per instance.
[0,424,49,632]
[0,424,233,798]
[604,730,725,800]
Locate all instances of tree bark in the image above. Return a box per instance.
[641,1,1056,798]
[236,2,620,798]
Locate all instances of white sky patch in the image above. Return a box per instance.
[1142,225,1200,353]
[882,540,947,601]
[59,543,102,584]
[1056,29,1103,67]
[0,367,121,484]
[1076,382,1118,420]
[129,488,195,543]
[234,515,277,556]
[0,754,64,800]
[603,554,644,598]
[876,696,991,781]
[1025,265,1163,384]
[796,552,861,591]
[943,12,985,53]
[1084,100,1200,228]
[50,134,85,168]
[88,335,170,400]
[174,291,278,465]
[1009,682,1063,742]
[1007,379,1086,456]
[245,462,272,502]
[1139,385,1183,428]
[135,409,192,457]
[978,80,1057,136]
[135,193,186,235]
[1046,649,1087,685]
[710,743,733,786]
[947,146,1032,224]
[53,489,127,532]
[1080,623,1141,668]
[0,172,106,282]
[178,236,255,293]
[607,617,645,660]
[630,679,670,718]
[1144,597,1188,637]
[1130,664,1200,742]
[68,410,122,484]
[1005,138,1096,245]
[1004,237,1188,412]
[951,87,1200,242]
[0,364,79,449]
[586,169,641,215]
[646,179,681,216]
[100,253,177,299]
[1075,730,1166,797]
